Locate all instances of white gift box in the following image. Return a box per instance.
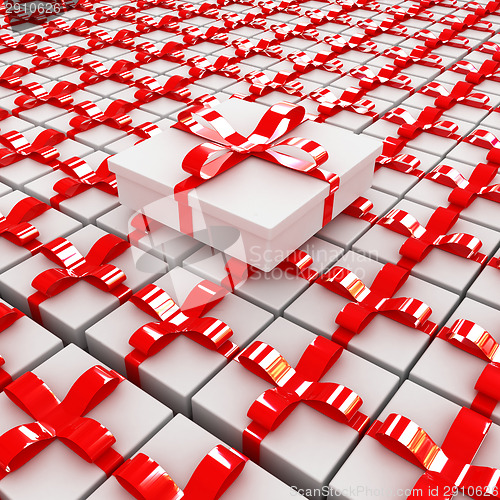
[372,147,442,197]
[86,266,273,415]
[353,199,500,294]
[467,251,500,310]
[0,343,172,500]
[0,223,168,347]
[317,188,398,249]
[410,297,500,425]
[0,189,82,273]
[0,126,93,190]
[24,151,120,224]
[96,205,203,267]
[192,316,399,494]
[0,297,62,391]
[284,250,459,376]
[183,236,344,316]
[88,414,306,500]
[109,97,381,272]
[405,158,500,231]
[329,380,500,500]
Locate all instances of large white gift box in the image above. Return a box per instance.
[0,189,82,273]
[284,250,459,376]
[0,297,62,392]
[88,414,307,500]
[86,266,273,416]
[192,316,399,495]
[108,97,382,271]
[411,297,500,425]
[0,344,172,500]
[353,199,500,294]
[0,224,168,348]
[329,380,500,500]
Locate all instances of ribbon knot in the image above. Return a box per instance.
[14,81,77,111]
[69,100,134,135]
[28,235,132,324]
[115,446,247,500]
[0,197,50,253]
[310,87,376,118]
[318,264,435,337]
[421,81,490,110]
[0,365,124,479]
[369,408,500,500]
[378,207,487,265]
[238,336,369,462]
[124,281,238,386]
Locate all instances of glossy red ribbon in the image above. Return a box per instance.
[172,101,339,235]
[439,319,500,418]
[342,196,378,224]
[28,235,132,324]
[0,365,124,479]
[124,281,238,386]
[14,81,77,112]
[369,408,499,500]
[115,445,247,500]
[50,156,118,209]
[0,197,50,254]
[378,207,487,268]
[318,263,437,346]
[463,129,500,166]
[238,335,370,463]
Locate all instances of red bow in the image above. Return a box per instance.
[115,446,247,500]
[357,17,408,37]
[452,60,500,85]
[324,33,378,54]
[182,26,228,46]
[420,81,491,110]
[440,13,493,33]
[124,282,238,386]
[80,59,135,85]
[304,7,351,25]
[378,207,487,267]
[414,28,470,50]
[0,129,64,167]
[288,51,344,74]
[0,197,50,254]
[69,100,134,137]
[349,64,413,90]
[383,46,443,69]
[28,235,132,324]
[0,366,124,479]
[0,304,24,391]
[232,38,283,59]
[463,129,500,166]
[375,142,424,177]
[94,5,136,21]
[309,87,376,119]
[136,14,180,33]
[426,163,500,208]
[0,65,29,89]
[222,12,267,30]
[342,196,378,224]
[50,156,118,209]
[245,70,304,96]
[369,408,500,500]
[172,101,339,234]
[134,41,184,64]
[32,46,85,68]
[44,18,92,36]
[270,21,319,40]
[318,263,436,346]
[88,29,135,49]
[134,75,190,103]
[14,81,77,111]
[0,33,41,52]
[258,0,301,15]
[238,336,370,463]
[187,55,240,80]
[439,319,500,418]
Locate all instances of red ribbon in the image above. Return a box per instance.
[28,234,132,325]
[50,156,118,210]
[439,319,500,418]
[383,46,444,70]
[270,21,319,41]
[349,64,413,91]
[0,65,29,89]
[309,87,376,120]
[375,143,424,178]
[134,41,184,64]
[0,197,50,254]
[13,81,77,112]
[0,365,124,479]
[0,129,64,167]
[463,129,500,166]
[318,263,437,346]
[134,75,190,103]
[32,46,85,69]
[324,33,378,55]
[368,408,500,500]
[187,55,240,80]
[44,18,92,36]
[114,446,247,500]
[172,101,339,235]
[420,81,491,111]
[342,196,378,224]
[238,335,370,463]
[0,303,24,392]
[69,100,134,138]
[232,38,283,60]
[425,162,500,208]
[182,26,228,46]
[287,51,344,74]
[124,281,239,386]
[378,207,487,267]
[244,70,304,97]
[452,60,500,85]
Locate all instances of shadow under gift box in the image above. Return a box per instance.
[108,98,382,272]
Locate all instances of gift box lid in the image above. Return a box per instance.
[109,98,381,239]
